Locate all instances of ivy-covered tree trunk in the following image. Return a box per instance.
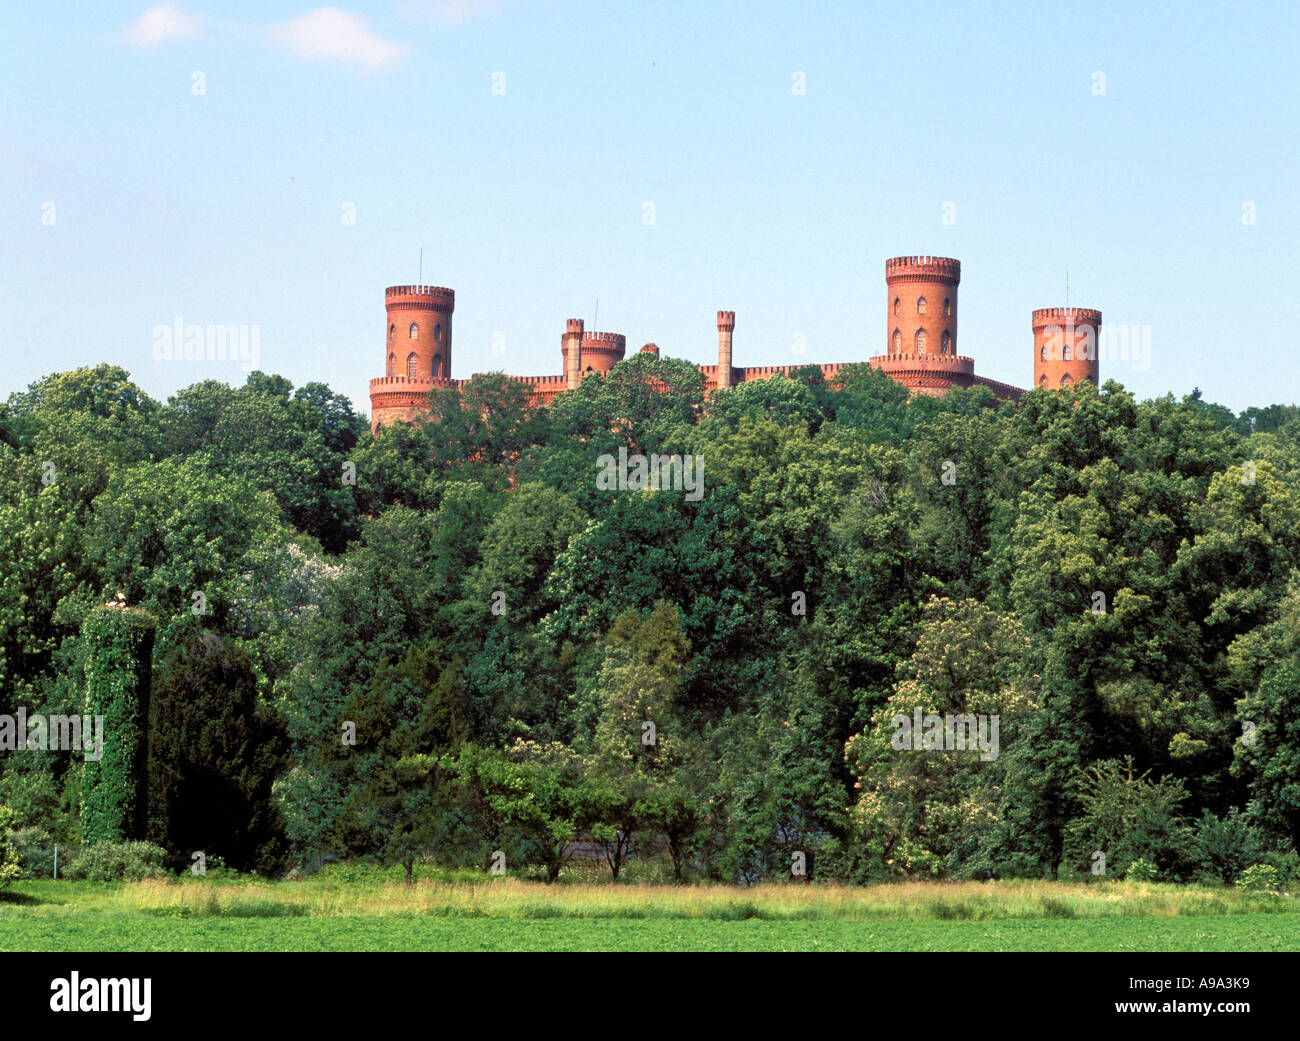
[81,606,156,841]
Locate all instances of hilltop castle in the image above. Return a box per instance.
[369,256,1101,432]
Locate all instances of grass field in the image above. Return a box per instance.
[3,869,1298,951]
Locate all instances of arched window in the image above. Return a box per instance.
[432,354,442,378]
[1040,344,1049,361]
[892,329,902,353]
[943,298,951,317]
[1062,340,1073,361]
[406,353,418,378]
[1039,374,1048,387]
[941,331,951,354]
[917,297,927,315]
[1060,373,1073,387]
[893,297,901,317]
[388,353,396,376]
[388,324,395,342]
[409,322,419,340]
[915,328,928,354]
[435,323,442,343]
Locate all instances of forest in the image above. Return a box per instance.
[1,354,1298,887]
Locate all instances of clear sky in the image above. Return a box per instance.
[2,0,1297,416]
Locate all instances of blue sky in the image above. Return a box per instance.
[2,0,1297,415]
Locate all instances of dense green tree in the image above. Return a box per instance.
[148,631,290,873]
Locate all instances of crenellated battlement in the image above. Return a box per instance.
[872,353,975,375]
[1032,307,1102,328]
[479,373,568,385]
[583,331,626,347]
[717,311,735,331]
[886,255,961,285]
[386,285,456,310]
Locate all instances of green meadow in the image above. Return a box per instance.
[3,870,1297,951]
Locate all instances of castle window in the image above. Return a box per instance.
[1060,373,1073,387]
[389,324,395,341]
[409,322,419,340]
[432,354,442,378]
[915,329,928,354]
[1039,374,1048,387]
[917,297,927,315]
[388,353,396,376]
[941,331,951,354]
[435,323,443,343]
[892,329,902,353]
[944,298,951,317]
[407,353,418,378]
[893,297,901,317]
[1041,344,1049,362]
[1062,340,1073,361]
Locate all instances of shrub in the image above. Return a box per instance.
[1063,758,1192,880]
[0,807,23,890]
[66,840,170,881]
[6,825,53,879]
[1125,858,1159,882]
[1260,849,1300,888]
[1192,809,1264,883]
[1235,863,1282,893]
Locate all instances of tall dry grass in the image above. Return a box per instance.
[56,878,1296,921]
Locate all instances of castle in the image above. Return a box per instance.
[369,256,1101,432]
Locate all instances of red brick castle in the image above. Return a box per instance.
[369,255,1100,432]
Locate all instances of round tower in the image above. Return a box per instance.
[369,284,455,432]
[873,256,972,396]
[1032,307,1101,389]
[885,255,960,357]
[384,284,454,380]
[562,328,626,378]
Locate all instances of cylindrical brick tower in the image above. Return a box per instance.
[370,284,456,432]
[873,256,973,396]
[384,284,454,379]
[1032,307,1101,389]
[579,331,627,374]
[563,327,625,380]
[884,255,960,357]
[563,319,585,390]
[716,311,735,389]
